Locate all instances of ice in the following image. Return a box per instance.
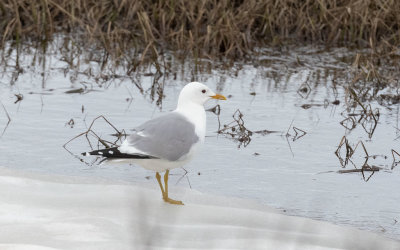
[0,167,398,250]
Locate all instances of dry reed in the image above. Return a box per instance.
[1,0,400,60]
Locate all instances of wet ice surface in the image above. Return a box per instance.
[0,47,399,240]
[1,167,399,250]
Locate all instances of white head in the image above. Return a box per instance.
[177,82,226,108]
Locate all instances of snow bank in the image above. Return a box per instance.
[0,167,398,250]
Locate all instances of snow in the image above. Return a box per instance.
[0,167,398,250]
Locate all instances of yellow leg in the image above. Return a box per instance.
[155,172,166,198]
[164,170,169,197]
[163,170,184,205]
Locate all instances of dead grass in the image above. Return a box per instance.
[1,0,400,60]
[1,0,399,109]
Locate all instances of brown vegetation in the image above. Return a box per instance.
[1,0,400,60]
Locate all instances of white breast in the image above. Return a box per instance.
[175,104,206,143]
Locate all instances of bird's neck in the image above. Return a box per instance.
[176,102,206,141]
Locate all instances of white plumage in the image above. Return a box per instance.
[85,82,226,204]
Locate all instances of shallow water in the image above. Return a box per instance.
[0,46,399,239]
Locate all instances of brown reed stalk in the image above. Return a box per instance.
[1,0,400,60]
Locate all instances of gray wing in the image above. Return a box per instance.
[120,112,199,161]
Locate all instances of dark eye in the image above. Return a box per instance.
[201,89,206,93]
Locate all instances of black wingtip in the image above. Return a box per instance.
[82,147,157,159]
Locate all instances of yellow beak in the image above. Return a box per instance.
[210,94,227,100]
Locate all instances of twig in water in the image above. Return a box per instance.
[292,126,307,141]
[65,118,75,128]
[334,136,383,181]
[340,104,379,138]
[340,117,357,131]
[0,100,11,137]
[206,104,221,115]
[175,168,192,189]
[338,164,380,182]
[63,115,124,153]
[14,94,23,104]
[284,120,307,156]
[335,136,354,168]
[360,105,379,138]
[253,129,279,135]
[206,104,221,131]
[285,120,295,157]
[391,149,400,170]
[338,165,380,173]
[297,82,311,99]
[347,140,369,169]
[217,109,253,148]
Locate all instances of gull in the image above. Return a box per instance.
[83,82,226,205]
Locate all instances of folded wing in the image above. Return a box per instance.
[118,112,199,161]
